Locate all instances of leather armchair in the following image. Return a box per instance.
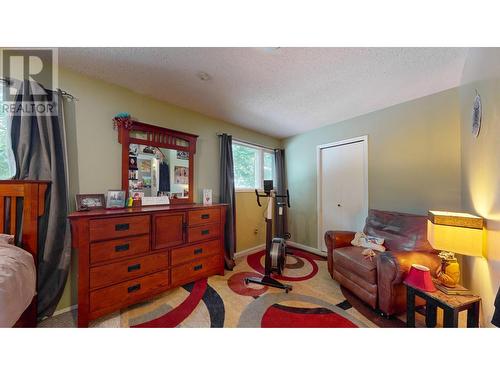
[325,230,356,275]
[377,250,441,315]
[325,209,441,316]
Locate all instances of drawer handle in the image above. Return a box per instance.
[201,229,210,235]
[115,223,130,231]
[194,264,203,271]
[128,284,141,293]
[115,243,130,252]
[201,214,210,219]
[194,248,203,255]
[128,263,141,272]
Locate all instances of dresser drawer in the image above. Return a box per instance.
[187,223,220,243]
[89,215,150,242]
[90,235,150,264]
[171,255,223,287]
[171,239,221,266]
[90,253,169,289]
[188,208,221,226]
[89,270,170,315]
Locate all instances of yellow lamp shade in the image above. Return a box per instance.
[427,211,484,257]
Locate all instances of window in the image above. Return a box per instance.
[232,141,275,190]
[0,85,16,179]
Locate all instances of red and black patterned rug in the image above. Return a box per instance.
[117,248,372,328]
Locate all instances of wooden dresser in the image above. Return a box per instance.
[68,203,227,327]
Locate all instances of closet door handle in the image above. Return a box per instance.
[194,248,203,255]
[115,223,130,231]
[127,264,141,272]
[201,214,210,219]
[194,264,203,271]
[115,243,130,252]
[201,229,209,235]
[127,284,141,293]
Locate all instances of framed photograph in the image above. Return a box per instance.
[106,190,126,209]
[129,143,138,156]
[129,156,138,170]
[177,150,189,160]
[75,194,105,211]
[174,166,189,184]
[140,159,151,173]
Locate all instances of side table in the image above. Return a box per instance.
[404,282,481,328]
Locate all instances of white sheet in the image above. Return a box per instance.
[0,243,36,327]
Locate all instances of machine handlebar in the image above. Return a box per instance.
[255,189,290,208]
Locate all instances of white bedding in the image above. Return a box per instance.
[0,240,36,327]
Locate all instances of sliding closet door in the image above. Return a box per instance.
[318,137,368,252]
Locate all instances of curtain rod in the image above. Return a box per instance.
[217,132,276,151]
[0,77,79,101]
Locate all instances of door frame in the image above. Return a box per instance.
[316,135,369,253]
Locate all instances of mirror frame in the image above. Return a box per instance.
[117,120,198,204]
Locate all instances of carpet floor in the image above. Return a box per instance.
[40,248,460,328]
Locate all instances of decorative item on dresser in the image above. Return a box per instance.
[0,180,49,327]
[68,204,227,327]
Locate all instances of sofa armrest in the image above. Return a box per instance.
[324,230,356,277]
[377,250,441,315]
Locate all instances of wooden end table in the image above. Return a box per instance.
[404,282,481,328]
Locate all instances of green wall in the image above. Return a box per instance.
[56,68,281,312]
[459,48,500,327]
[283,88,462,248]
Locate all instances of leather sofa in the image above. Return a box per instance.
[325,209,441,316]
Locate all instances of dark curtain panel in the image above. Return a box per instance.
[219,134,236,270]
[492,286,500,327]
[10,80,70,319]
[274,149,287,238]
[159,161,170,193]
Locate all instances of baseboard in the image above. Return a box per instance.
[52,304,77,317]
[234,243,265,259]
[287,241,327,258]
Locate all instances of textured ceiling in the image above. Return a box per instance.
[59,48,468,139]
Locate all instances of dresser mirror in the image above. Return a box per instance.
[117,120,198,204]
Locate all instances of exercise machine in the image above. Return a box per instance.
[244,180,292,292]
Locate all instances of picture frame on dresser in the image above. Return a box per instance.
[105,190,126,209]
[76,194,106,211]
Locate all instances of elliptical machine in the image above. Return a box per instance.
[244,180,292,293]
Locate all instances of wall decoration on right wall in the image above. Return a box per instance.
[472,91,482,137]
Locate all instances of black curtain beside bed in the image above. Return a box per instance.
[10,80,70,319]
[219,133,236,270]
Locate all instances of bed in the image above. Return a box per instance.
[0,181,49,328]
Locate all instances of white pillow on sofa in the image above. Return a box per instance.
[351,232,386,252]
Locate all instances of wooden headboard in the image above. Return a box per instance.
[0,180,49,263]
[0,180,49,327]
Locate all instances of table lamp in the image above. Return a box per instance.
[427,211,484,288]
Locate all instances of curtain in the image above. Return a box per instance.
[10,80,70,319]
[274,149,287,238]
[219,134,236,270]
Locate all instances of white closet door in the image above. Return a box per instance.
[318,137,368,252]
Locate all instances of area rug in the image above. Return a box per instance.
[40,247,379,328]
[122,248,372,328]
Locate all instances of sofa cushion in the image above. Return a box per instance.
[364,209,433,252]
[333,246,377,284]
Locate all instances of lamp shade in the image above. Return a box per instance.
[405,264,436,292]
[427,211,484,257]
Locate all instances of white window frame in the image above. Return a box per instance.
[232,140,275,192]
